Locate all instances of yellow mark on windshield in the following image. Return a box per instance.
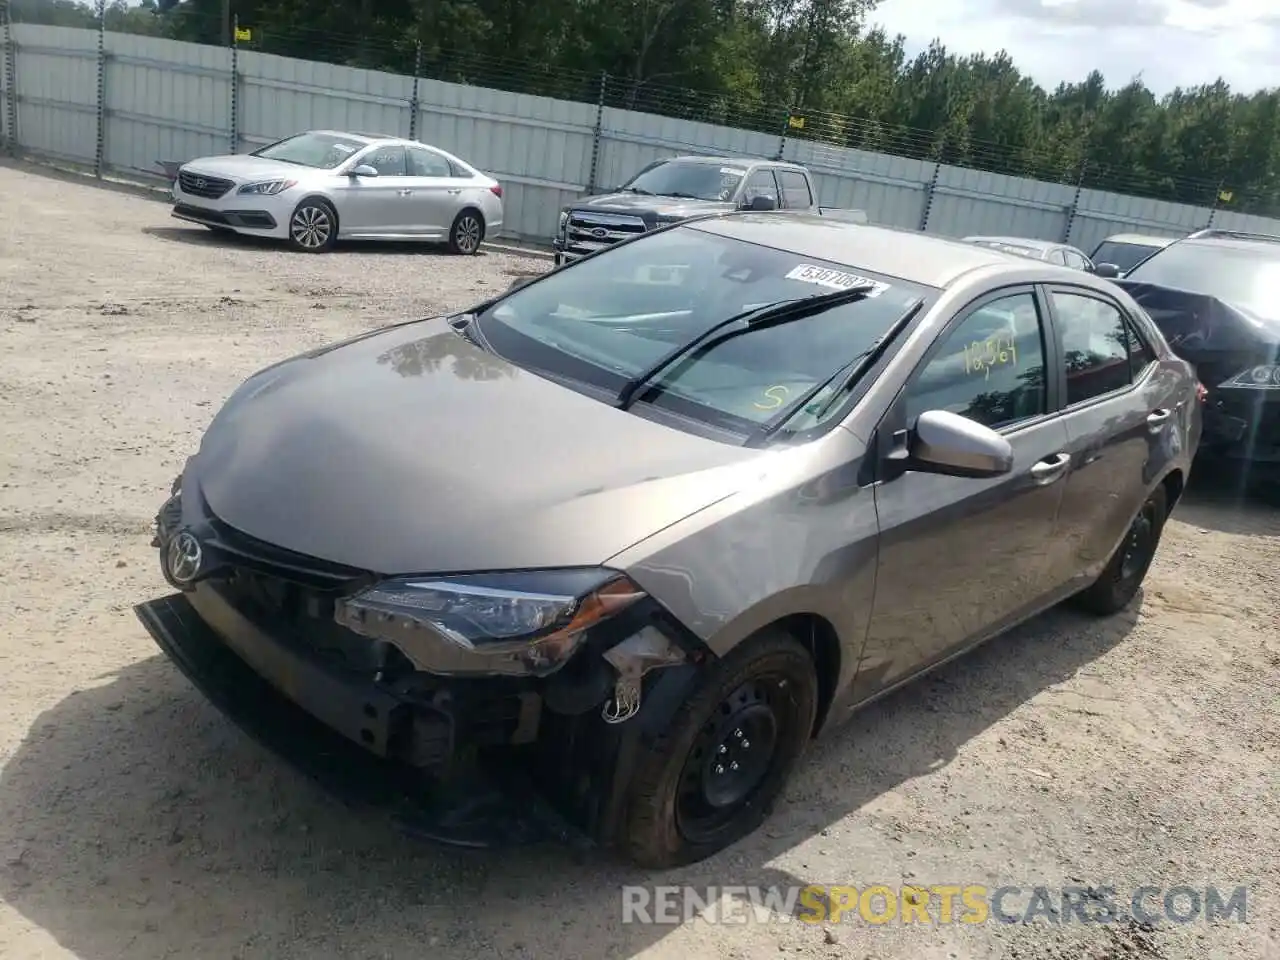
[754,385,790,410]
[962,336,1018,380]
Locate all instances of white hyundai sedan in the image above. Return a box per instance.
[169,130,504,254]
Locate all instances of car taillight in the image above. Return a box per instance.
[1195,381,1208,403]
[489,184,503,198]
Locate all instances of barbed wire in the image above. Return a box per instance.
[6,3,1266,213]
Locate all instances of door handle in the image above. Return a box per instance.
[1146,408,1172,432]
[397,189,413,197]
[446,188,462,195]
[1029,452,1071,484]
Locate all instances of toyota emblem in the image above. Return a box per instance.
[166,530,203,584]
[590,227,608,239]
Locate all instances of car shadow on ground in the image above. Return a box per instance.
[1172,461,1280,537]
[141,225,490,259]
[0,597,1138,959]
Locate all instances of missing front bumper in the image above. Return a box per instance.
[134,593,589,849]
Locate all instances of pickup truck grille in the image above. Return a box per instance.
[564,211,649,257]
[178,170,234,200]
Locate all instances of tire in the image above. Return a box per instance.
[447,209,484,255]
[287,198,338,253]
[620,629,818,869]
[1072,484,1168,616]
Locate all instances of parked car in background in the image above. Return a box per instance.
[168,130,504,254]
[1089,233,1175,278]
[136,211,1198,869]
[1105,228,1280,483]
[552,155,866,266]
[963,236,1095,272]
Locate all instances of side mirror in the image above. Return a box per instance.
[745,195,778,212]
[1093,262,1121,279]
[349,164,379,178]
[906,410,1014,479]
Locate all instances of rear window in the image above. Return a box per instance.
[1091,241,1161,273]
[477,225,936,437]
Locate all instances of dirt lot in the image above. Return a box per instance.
[1,158,1278,960]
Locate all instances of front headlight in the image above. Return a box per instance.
[237,178,297,196]
[333,568,646,676]
[1221,364,1280,389]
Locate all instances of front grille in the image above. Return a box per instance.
[173,203,228,224]
[564,210,648,256]
[178,170,234,199]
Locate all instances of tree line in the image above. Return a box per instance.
[11,0,1280,213]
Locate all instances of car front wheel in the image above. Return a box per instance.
[288,199,338,253]
[1072,484,1168,615]
[620,629,818,869]
[448,210,484,255]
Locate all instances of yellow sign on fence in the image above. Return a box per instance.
[788,116,805,130]
[234,26,252,42]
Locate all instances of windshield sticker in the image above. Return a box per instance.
[332,143,357,155]
[720,167,747,176]
[785,264,889,297]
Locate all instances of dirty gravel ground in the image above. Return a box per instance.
[1,159,1278,960]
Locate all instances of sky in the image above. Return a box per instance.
[868,0,1280,96]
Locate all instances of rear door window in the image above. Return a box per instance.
[1049,290,1147,405]
[407,146,453,177]
[742,170,780,206]
[776,170,813,208]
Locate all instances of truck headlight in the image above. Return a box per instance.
[333,569,646,675]
[1221,364,1280,388]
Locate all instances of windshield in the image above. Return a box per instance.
[620,160,746,201]
[1092,240,1163,273]
[1124,242,1280,318]
[476,226,935,436]
[252,132,366,169]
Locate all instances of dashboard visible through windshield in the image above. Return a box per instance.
[475,226,935,437]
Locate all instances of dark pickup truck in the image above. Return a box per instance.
[552,155,864,265]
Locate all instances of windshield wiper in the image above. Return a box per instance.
[613,284,879,410]
[662,191,708,200]
[745,298,925,444]
[619,186,653,195]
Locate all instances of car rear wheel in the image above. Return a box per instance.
[447,210,484,255]
[1072,484,1168,615]
[620,629,817,869]
[288,199,337,253]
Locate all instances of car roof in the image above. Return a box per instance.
[667,155,807,172]
[1099,233,1175,247]
[1173,234,1280,256]
[690,213,1073,288]
[965,235,1055,250]
[307,129,377,143]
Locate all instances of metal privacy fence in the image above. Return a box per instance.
[5,21,1280,247]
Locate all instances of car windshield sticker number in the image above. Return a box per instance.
[784,265,889,297]
[962,336,1018,380]
[332,143,357,155]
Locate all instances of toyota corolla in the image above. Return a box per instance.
[136,213,1200,867]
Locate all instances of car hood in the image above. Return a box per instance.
[192,318,764,575]
[571,193,736,222]
[1116,280,1280,355]
[181,153,322,183]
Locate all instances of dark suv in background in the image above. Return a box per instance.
[1103,229,1280,483]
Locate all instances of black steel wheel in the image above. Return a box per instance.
[620,629,817,868]
[1073,484,1168,615]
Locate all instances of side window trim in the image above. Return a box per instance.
[1041,284,1150,411]
[743,168,780,201]
[899,283,1059,435]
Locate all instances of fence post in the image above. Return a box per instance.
[586,71,606,193]
[228,15,238,153]
[407,41,421,140]
[774,106,793,161]
[1,0,18,155]
[1204,179,1224,229]
[94,0,106,176]
[1062,160,1087,243]
[919,160,941,231]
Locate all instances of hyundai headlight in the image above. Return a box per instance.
[333,568,646,676]
[1221,364,1280,389]
[237,178,297,196]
